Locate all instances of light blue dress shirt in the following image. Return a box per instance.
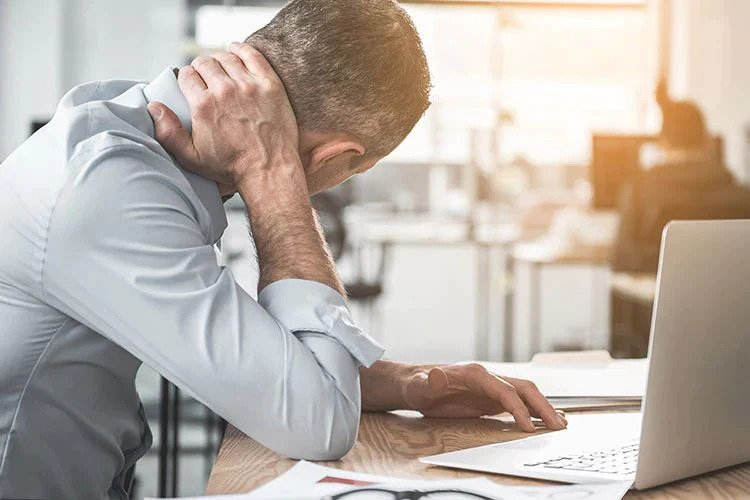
[0,67,384,499]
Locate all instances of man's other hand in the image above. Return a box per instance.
[147,42,302,188]
[403,363,567,432]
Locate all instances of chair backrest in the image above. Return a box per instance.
[311,192,387,301]
[311,192,346,261]
[613,164,750,273]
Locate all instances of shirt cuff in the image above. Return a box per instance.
[258,279,385,367]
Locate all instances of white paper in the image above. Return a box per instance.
[147,461,631,499]
[146,495,259,500]
[247,461,413,497]
[245,461,632,500]
[481,358,648,399]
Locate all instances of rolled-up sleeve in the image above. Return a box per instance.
[41,139,383,460]
[259,280,384,367]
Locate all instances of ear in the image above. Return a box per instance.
[306,140,365,176]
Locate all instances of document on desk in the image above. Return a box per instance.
[146,461,630,499]
[241,460,631,499]
[546,397,642,412]
[482,351,648,400]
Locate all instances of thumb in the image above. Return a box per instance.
[404,367,449,409]
[425,367,449,399]
[147,102,199,168]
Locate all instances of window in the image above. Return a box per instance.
[191,1,657,169]
[389,1,656,167]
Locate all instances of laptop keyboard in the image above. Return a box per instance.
[524,439,639,476]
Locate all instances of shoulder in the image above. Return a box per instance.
[40,136,218,303]
[52,134,208,244]
[57,78,143,107]
[53,78,164,166]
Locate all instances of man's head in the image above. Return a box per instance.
[659,100,707,152]
[656,80,707,153]
[246,0,431,194]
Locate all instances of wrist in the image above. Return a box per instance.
[398,364,429,411]
[235,162,309,211]
[361,360,424,412]
[231,150,305,190]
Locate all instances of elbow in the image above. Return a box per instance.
[301,432,357,462]
[295,396,360,461]
[317,411,359,461]
[227,329,366,461]
[230,393,359,462]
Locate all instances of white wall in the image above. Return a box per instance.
[0,0,64,158]
[378,243,480,363]
[60,0,185,90]
[669,0,750,181]
[0,0,185,159]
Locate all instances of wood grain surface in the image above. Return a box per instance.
[206,411,750,498]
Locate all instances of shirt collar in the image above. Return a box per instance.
[143,67,228,244]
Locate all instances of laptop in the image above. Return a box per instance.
[421,220,750,490]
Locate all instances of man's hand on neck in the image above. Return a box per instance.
[148,44,344,296]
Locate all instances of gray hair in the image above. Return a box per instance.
[246,0,431,160]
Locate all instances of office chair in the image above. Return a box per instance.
[312,192,387,304]
[610,173,750,357]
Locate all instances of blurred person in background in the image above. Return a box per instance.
[612,80,750,273]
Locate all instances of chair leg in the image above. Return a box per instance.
[204,406,213,479]
[158,377,169,497]
[171,385,180,496]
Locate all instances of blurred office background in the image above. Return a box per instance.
[2,0,750,497]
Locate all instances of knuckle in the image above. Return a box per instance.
[238,81,258,96]
[235,44,255,59]
[466,363,486,376]
[521,405,532,416]
[265,79,283,94]
[154,125,170,141]
[507,396,526,410]
[161,130,180,147]
[214,52,236,65]
[177,65,194,78]
[245,46,262,59]
[249,51,271,69]
[191,55,211,67]
[225,52,242,65]
[214,82,234,99]
[193,95,212,115]
[516,379,535,390]
[501,383,518,396]
[260,81,277,96]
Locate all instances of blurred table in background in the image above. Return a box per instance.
[512,242,612,361]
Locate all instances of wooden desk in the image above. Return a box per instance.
[206,412,750,498]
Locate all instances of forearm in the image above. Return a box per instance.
[237,166,345,297]
[360,360,419,412]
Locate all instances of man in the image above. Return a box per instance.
[0,1,565,498]
[613,81,750,273]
